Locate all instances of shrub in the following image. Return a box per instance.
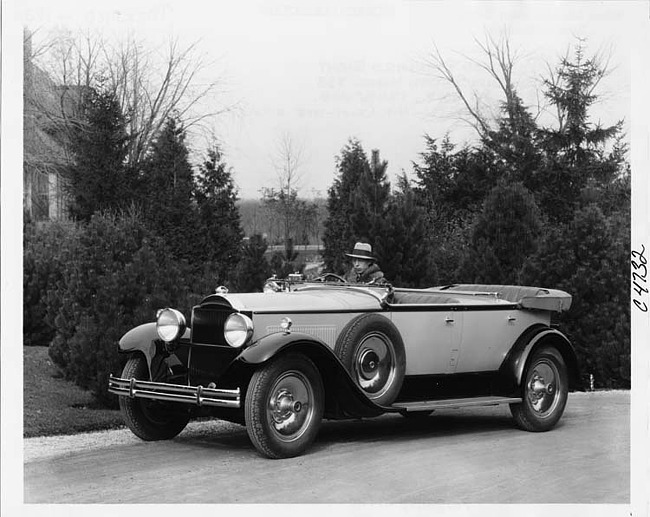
[23,220,79,346]
[521,205,630,388]
[47,210,192,406]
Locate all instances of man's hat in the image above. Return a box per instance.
[345,242,375,260]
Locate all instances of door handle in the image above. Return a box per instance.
[445,316,454,324]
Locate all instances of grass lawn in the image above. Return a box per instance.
[24,346,125,438]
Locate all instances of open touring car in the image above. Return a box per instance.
[108,279,579,458]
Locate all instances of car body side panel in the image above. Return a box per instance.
[389,309,463,375]
[249,312,370,349]
[456,309,550,373]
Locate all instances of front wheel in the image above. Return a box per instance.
[510,346,568,432]
[119,355,190,441]
[245,354,324,459]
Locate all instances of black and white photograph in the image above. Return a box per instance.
[1,0,648,516]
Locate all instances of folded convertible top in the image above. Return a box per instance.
[436,284,572,312]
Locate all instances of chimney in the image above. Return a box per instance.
[371,149,380,170]
[23,28,33,92]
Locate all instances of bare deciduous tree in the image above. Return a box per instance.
[271,131,305,195]
[28,28,229,169]
[103,36,230,166]
[261,132,319,253]
[424,31,537,138]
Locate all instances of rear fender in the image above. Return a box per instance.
[500,326,581,391]
[236,332,387,418]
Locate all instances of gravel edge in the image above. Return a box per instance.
[23,391,629,463]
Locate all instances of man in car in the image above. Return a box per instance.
[344,242,387,284]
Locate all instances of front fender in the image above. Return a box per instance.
[237,331,328,364]
[237,331,389,418]
[118,323,190,369]
[500,326,581,391]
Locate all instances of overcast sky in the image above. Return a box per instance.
[16,0,643,199]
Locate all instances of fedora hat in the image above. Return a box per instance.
[345,242,375,260]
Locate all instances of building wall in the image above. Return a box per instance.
[23,30,70,222]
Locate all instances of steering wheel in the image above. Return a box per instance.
[314,273,347,283]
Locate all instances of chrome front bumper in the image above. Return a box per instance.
[108,375,241,408]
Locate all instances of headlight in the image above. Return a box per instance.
[224,313,253,348]
[156,308,186,342]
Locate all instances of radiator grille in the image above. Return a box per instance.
[191,306,231,345]
[188,345,237,386]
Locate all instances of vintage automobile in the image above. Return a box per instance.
[108,279,579,459]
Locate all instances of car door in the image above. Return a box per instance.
[390,307,463,375]
[455,307,541,373]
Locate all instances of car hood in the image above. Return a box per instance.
[208,286,385,313]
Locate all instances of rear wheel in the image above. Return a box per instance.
[335,314,406,406]
[245,354,324,459]
[510,346,568,432]
[119,355,190,441]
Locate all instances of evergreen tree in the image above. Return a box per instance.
[194,147,244,282]
[323,139,390,274]
[140,116,196,262]
[458,182,542,284]
[482,92,542,189]
[322,138,370,273]
[537,41,625,223]
[63,87,130,221]
[412,135,497,222]
[350,149,390,247]
[233,235,271,292]
[375,174,437,288]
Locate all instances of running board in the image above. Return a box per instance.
[392,396,522,412]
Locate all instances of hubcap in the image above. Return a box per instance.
[527,360,560,416]
[359,349,380,380]
[354,332,396,400]
[267,371,314,442]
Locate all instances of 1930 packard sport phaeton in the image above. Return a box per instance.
[108,279,579,458]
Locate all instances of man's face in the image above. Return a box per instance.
[352,257,372,275]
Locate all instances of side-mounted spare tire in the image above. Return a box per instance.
[334,313,406,406]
